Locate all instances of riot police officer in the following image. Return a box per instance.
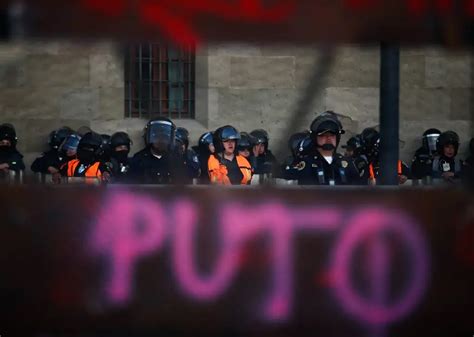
[411,128,441,181]
[356,127,410,185]
[249,129,278,175]
[237,132,255,160]
[108,131,132,182]
[129,118,187,184]
[0,123,25,176]
[57,133,81,168]
[99,134,112,163]
[31,126,73,174]
[293,111,360,185]
[280,131,310,180]
[58,132,110,182]
[342,135,363,159]
[208,125,252,185]
[193,131,215,184]
[431,130,463,184]
[175,127,201,181]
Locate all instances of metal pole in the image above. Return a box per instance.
[379,43,400,186]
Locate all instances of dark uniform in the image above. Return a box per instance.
[353,128,380,184]
[193,132,214,184]
[411,128,441,180]
[430,131,462,184]
[367,159,411,181]
[129,149,186,184]
[0,124,25,175]
[293,111,361,186]
[108,132,132,183]
[176,127,201,181]
[128,118,187,184]
[295,150,361,185]
[31,127,73,174]
[280,131,310,180]
[249,129,278,175]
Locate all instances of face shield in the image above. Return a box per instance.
[60,135,81,152]
[424,133,440,153]
[146,121,175,151]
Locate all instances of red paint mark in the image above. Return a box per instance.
[81,0,296,47]
[140,3,200,48]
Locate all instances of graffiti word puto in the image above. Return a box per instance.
[91,191,429,326]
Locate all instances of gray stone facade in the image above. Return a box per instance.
[0,41,472,172]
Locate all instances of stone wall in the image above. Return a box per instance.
[0,41,472,173]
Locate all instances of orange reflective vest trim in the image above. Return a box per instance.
[67,159,102,178]
[208,154,252,185]
[369,161,402,180]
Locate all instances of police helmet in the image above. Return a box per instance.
[422,128,441,153]
[144,117,176,150]
[99,134,112,160]
[361,128,380,157]
[60,134,82,153]
[0,123,18,147]
[238,132,254,152]
[49,127,73,150]
[198,131,214,151]
[343,134,362,149]
[288,131,310,158]
[250,129,269,146]
[297,136,313,157]
[213,125,240,153]
[310,111,345,145]
[110,132,132,150]
[176,127,190,149]
[79,132,103,152]
[436,130,460,155]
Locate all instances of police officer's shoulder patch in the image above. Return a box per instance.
[295,161,306,171]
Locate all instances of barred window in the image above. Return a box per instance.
[124,44,195,119]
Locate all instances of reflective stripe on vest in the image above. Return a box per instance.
[369,161,402,180]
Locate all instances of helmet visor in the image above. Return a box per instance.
[61,135,81,151]
[221,128,240,141]
[147,122,175,145]
[425,133,439,152]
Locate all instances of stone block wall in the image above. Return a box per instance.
[0,41,472,173]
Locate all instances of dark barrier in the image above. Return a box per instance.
[0,186,473,337]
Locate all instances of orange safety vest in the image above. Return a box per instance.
[208,154,252,185]
[66,159,102,178]
[369,160,402,180]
